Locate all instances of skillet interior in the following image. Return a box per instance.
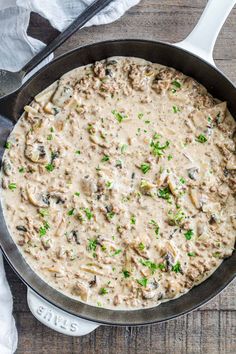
[0,40,235,326]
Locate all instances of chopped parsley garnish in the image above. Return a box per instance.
[84,208,93,220]
[172,80,181,88]
[5,141,11,149]
[130,215,136,225]
[47,134,53,141]
[50,127,54,132]
[101,245,107,252]
[157,187,171,201]
[87,124,95,134]
[101,155,110,162]
[39,208,49,217]
[8,183,16,191]
[76,150,81,155]
[106,181,113,189]
[99,287,108,295]
[74,192,80,197]
[39,227,47,237]
[149,220,160,235]
[138,242,145,251]
[158,263,166,270]
[153,133,161,140]
[39,222,50,238]
[172,261,181,273]
[145,120,150,124]
[107,211,115,219]
[213,252,221,258]
[112,249,122,256]
[88,238,98,251]
[67,208,75,216]
[184,229,194,240]
[173,105,180,113]
[121,144,127,154]
[188,252,196,257]
[140,163,151,174]
[167,154,173,161]
[179,177,186,184]
[136,277,148,287]
[138,112,144,119]
[18,167,25,173]
[122,270,131,278]
[140,259,158,274]
[112,110,127,123]
[196,134,207,143]
[45,163,54,172]
[168,209,186,226]
[150,139,170,156]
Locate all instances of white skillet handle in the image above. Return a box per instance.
[27,288,100,336]
[176,0,236,66]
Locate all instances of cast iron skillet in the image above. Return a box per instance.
[0,0,235,333]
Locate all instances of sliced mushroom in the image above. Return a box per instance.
[41,238,51,250]
[189,188,201,209]
[139,180,156,195]
[72,281,90,301]
[226,156,236,170]
[35,82,58,105]
[157,169,168,187]
[26,185,50,208]
[167,174,179,196]
[142,289,157,299]
[43,101,60,115]
[2,160,13,176]
[196,221,206,236]
[80,177,96,196]
[52,81,74,107]
[187,167,199,180]
[25,141,48,164]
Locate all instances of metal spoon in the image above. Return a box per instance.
[0,0,114,99]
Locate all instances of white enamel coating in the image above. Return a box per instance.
[26,0,236,336]
[176,0,236,66]
[27,289,99,336]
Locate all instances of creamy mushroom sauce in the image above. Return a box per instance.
[1,57,236,310]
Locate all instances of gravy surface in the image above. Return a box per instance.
[1,57,236,309]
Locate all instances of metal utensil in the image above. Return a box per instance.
[0,0,114,99]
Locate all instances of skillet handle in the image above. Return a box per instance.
[175,0,236,66]
[27,288,100,336]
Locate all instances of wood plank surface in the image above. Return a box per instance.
[5,0,236,353]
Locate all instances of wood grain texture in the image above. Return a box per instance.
[5,0,236,353]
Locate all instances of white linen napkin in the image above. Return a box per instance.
[0,1,140,353]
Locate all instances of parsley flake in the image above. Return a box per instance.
[184,229,194,240]
[101,155,110,162]
[8,183,16,191]
[122,270,130,278]
[172,261,181,273]
[67,208,75,216]
[112,110,127,123]
[84,208,93,220]
[137,277,148,287]
[88,238,98,251]
[99,287,108,295]
[196,134,207,143]
[140,163,151,174]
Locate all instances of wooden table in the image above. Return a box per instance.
[5,1,236,353]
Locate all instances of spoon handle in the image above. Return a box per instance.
[20,0,114,76]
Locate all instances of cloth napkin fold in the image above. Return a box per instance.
[0,0,140,353]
